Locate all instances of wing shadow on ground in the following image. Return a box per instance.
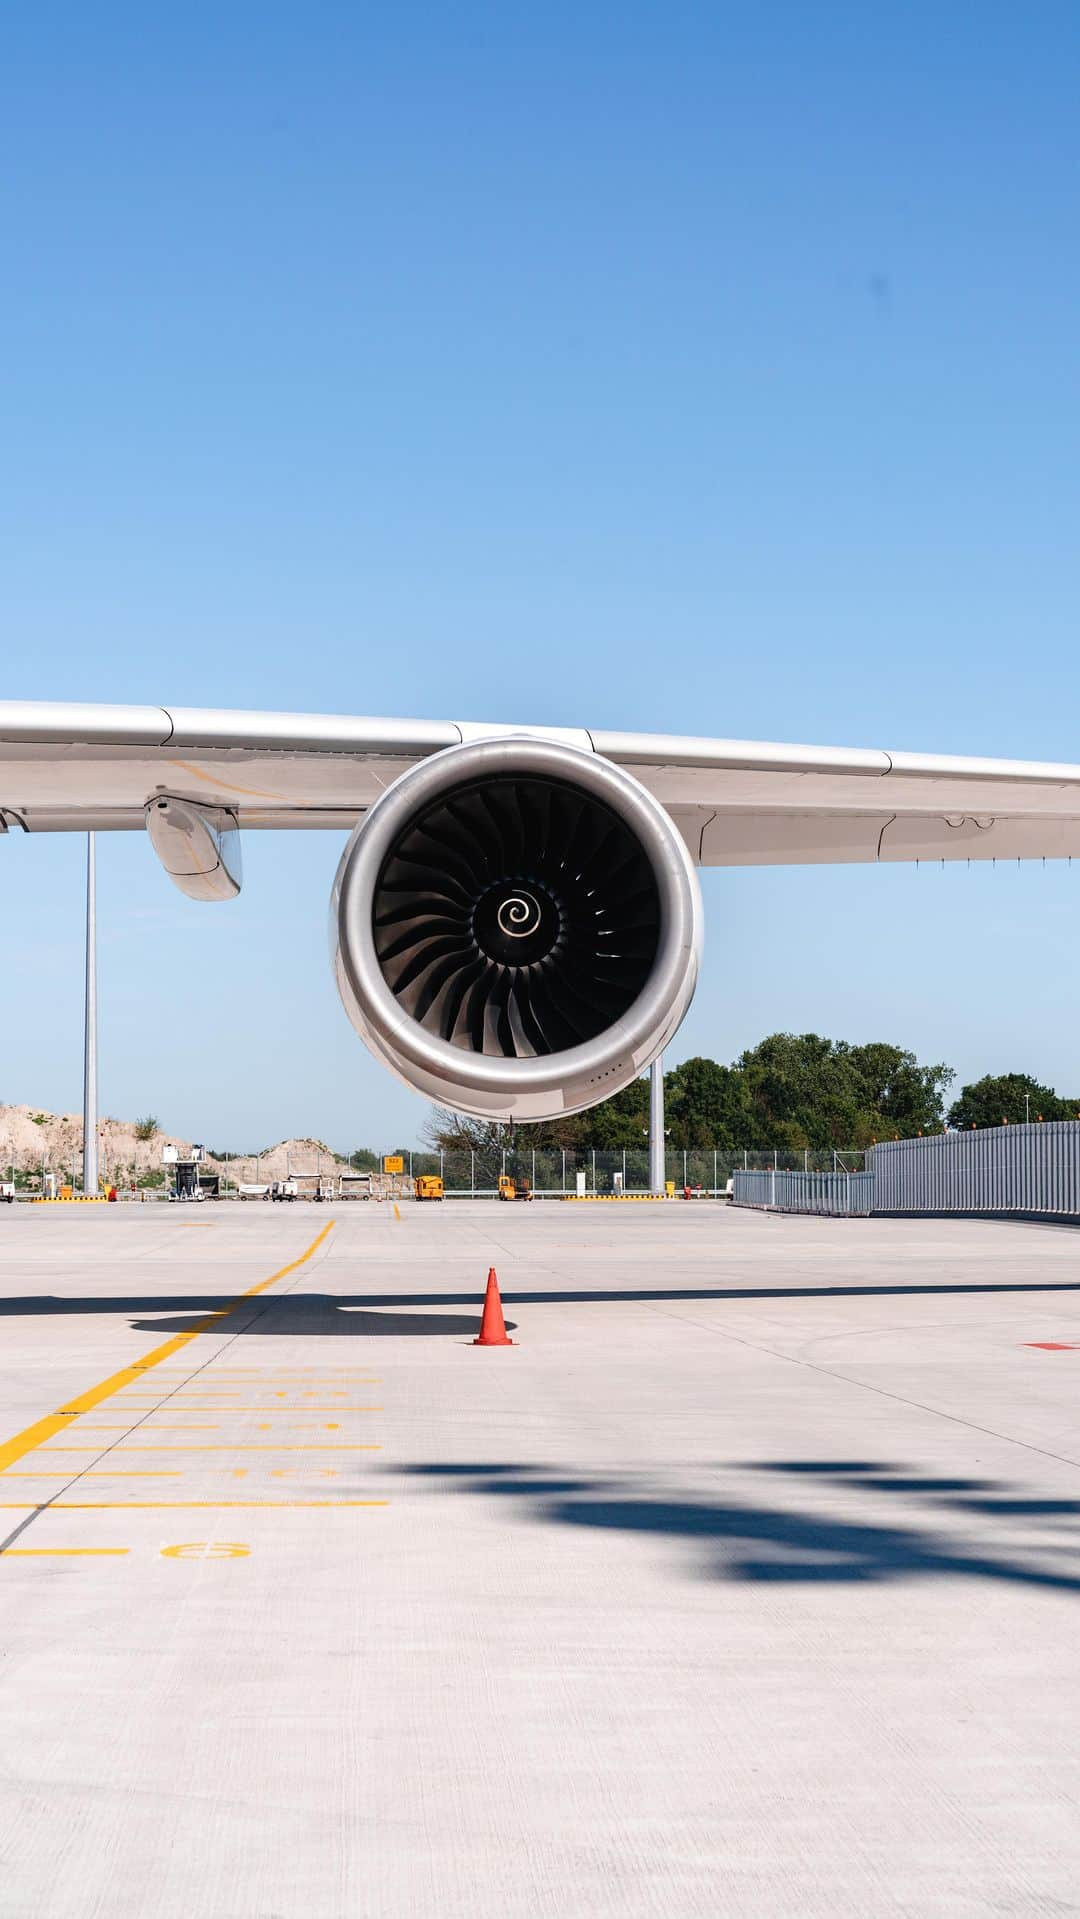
[396,1461,1080,1594]
[4,1271,1080,1318]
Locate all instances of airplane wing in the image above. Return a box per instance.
[4,699,1080,865]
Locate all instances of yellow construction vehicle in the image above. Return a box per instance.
[414,1174,444,1201]
[497,1174,532,1202]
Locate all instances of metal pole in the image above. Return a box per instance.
[591,1147,596,1195]
[561,1148,565,1195]
[649,1056,665,1194]
[82,833,99,1196]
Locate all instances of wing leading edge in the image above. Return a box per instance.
[3,700,1080,865]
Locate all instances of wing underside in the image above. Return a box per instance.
[4,701,1080,865]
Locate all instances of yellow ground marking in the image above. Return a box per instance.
[0,1221,336,1478]
[38,1445,380,1452]
[393,1204,402,1221]
[272,1468,339,1478]
[1,1548,130,1557]
[3,1471,183,1478]
[0,1501,388,1510]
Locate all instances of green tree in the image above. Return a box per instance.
[578,1078,650,1150]
[665,1056,755,1148]
[737,1034,953,1149]
[846,1042,954,1139]
[134,1116,158,1142]
[947,1073,1073,1130]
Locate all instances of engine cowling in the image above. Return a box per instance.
[331,736,702,1120]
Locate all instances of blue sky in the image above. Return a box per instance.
[2,3,1079,1147]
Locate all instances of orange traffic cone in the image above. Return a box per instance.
[473,1267,514,1346]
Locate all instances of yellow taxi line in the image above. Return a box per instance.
[36,1445,381,1453]
[0,1221,336,1477]
[1,1548,130,1557]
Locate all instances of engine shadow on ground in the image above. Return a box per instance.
[127,1299,511,1337]
[398,1460,1080,1594]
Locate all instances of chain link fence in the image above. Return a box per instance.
[361,1146,869,1197]
[1,1140,871,1200]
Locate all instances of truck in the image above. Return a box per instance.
[271,1179,299,1202]
[237,1182,271,1201]
[414,1174,444,1201]
[497,1174,532,1202]
[1,1180,15,1205]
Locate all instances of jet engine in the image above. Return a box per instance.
[330,736,702,1120]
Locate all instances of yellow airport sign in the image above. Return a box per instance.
[383,1155,404,1174]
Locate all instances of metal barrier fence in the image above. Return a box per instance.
[870,1123,1080,1216]
[732,1169,875,1216]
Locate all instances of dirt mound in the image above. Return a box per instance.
[0,1106,352,1187]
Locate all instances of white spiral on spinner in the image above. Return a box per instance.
[497,892,541,938]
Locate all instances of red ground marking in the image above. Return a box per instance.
[1025,1342,1080,1351]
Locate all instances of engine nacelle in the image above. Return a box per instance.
[330,736,702,1121]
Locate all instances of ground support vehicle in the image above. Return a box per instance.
[498,1175,533,1201]
[414,1174,444,1201]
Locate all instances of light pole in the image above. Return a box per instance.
[648,1055,667,1193]
[82,834,99,1196]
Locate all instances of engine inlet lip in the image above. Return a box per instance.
[333,734,701,1106]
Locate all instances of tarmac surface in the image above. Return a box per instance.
[2,1197,1080,1918]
